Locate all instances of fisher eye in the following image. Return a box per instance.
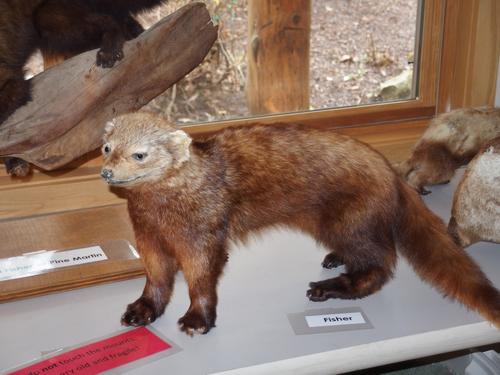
[132,152,147,161]
[102,144,111,154]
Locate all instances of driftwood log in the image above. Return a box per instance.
[0,2,217,170]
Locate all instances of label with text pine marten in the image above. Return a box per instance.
[288,307,373,335]
[0,246,108,281]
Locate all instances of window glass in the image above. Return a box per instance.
[136,1,419,125]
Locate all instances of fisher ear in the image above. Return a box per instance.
[168,130,192,167]
[104,119,116,136]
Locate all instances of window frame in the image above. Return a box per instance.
[184,0,444,137]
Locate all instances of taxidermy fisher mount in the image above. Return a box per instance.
[0,2,217,171]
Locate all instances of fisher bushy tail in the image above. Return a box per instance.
[395,180,500,327]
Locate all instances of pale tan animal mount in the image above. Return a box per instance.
[397,108,500,194]
[448,137,500,247]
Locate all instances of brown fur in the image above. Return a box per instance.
[0,0,164,176]
[449,137,500,247]
[397,108,500,194]
[102,112,500,335]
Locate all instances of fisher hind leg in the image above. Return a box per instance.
[307,266,393,301]
[308,227,397,301]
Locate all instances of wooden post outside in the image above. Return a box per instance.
[247,0,311,115]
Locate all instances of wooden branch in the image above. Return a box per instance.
[0,2,217,170]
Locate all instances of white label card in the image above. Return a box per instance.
[0,246,108,281]
[288,307,372,335]
[305,312,366,327]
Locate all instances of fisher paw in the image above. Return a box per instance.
[321,253,343,269]
[306,280,345,302]
[121,297,157,326]
[178,311,215,336]
[96,47,124,68]
[4,158,31,177]
[306,282,331,302]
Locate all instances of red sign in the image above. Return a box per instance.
[8,327,173,375]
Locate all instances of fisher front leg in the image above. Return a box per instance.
[122,234,178,326]
[177,241,228,335]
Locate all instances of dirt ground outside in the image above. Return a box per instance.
[143,0,419,125]
[26,0,419,126]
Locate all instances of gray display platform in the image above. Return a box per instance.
[1,168,499,374]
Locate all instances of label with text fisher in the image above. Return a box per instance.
[0,246,108,281]
[288,307,373,335]
[306,311,366,328]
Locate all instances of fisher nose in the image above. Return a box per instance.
[101,169,114,181]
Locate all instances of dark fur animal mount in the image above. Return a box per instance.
[449,137,500,247]
[397,108,500,195]
[0,0,165,176]
[102,112,500,335]
[0,0,165,124]
[0,3,217,173]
